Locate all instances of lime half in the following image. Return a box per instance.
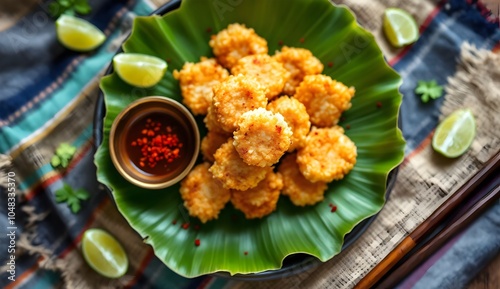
[383,8,419,47]
[432,109,476,158]
[56,15,106,52]
[81,228,128,278]
[113,53,168,88]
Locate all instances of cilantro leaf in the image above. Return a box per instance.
[415,80,444,103]
[48,0,92,18]
[55,184,90,213]
[51,143,77,169]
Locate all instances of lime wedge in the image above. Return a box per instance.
[113,53,168,88]
[432,109,476,158]
[56,15,106,52]
[81,228,128,278]
[383,8,419,47]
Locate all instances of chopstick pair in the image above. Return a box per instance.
[354,151,500,289]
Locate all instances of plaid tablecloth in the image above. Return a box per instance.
[0,0,499,288]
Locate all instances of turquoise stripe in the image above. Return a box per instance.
[18,124,93,192]
[0,1,154,154]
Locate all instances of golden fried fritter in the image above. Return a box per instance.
[212,74,267,133]
[203,105,226,134]
[230,171,283,219]
[294,74,355,127]
[201,131,231,163]
[173,57,229,115]
[209,23,268,69]
[297,126,357,183]
[209,139,271,191]
[278,153,327,206]
[273,46,323,95]
[231,54,290,100]
[233,108,292,167]
[267,96,310,152]
[180,162,230,223]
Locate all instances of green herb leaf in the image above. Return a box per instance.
[54,183,90,213]
[50,155,61,167]
[74,0,92,14]
[415,80,444,103]
[49,0,91,18]
[51,143,77,169]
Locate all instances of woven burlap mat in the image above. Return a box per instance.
[5,1,499,288]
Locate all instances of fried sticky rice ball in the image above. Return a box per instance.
[212,74,267,133]
[267,96,310,152]
[204,105,226,134]
[233,108,292,167]
[231,54,290,100]
[201,131,231,163]
[180,163,230,223]
[173,57,229,115]
[209,23,268,69]
[297,126,357,183]
[230,171,283,219]
[209,139,272,191]
[278,153,327,206]
[273,46,323,95]
[294,75,355,127]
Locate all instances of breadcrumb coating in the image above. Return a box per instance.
[294,74,355,127]
[209,139,272,191]
[204,105,226,134]
[233,108,292,167]
[180,163,230,223]
[231,54,290,100]
[209,23,268,69]
[273,46,323,95]
[278,153,327,206]
[267,96,310,152]
[173,57,229,115]
[230,171,283,219]
[212,74,267,133]
[297,126,357,183]
[201,131,231,163]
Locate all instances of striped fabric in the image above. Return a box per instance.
[0,0,498,288]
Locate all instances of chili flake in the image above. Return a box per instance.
[299,37,305,43]
[129,117,183,170]
[244,251,248,256]
[331,206,337,213]
[345,124,351,130]
[194,239,201,247]
[278,40,284,46]
[172,219,177,225]
[182,223,190,230]
[194,224,200,231]
[328,62,333,68]
[376,101,383,108]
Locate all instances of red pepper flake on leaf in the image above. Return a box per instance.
[206,27,212,33]
[244,251,248,255]
[182,223,190,230]
[278,40,283,46]
[376,101,382,108]
[194,239,201,247]
[328,62,333,68]
[331,206,337,213]
[172,219,177,225]
[299,37,305,43]
[345,124,351,130]
[194,224,200,231]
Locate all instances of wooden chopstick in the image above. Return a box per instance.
[376,183,500,288]
[354,150,500,289]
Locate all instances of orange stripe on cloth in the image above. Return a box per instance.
[389,1,445,66]
[24,138,94,201]
[59,197,111,258]
[5,197,111,289]
[124,248,156,289]
[4,256,43,289]
[401,131,435,168]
